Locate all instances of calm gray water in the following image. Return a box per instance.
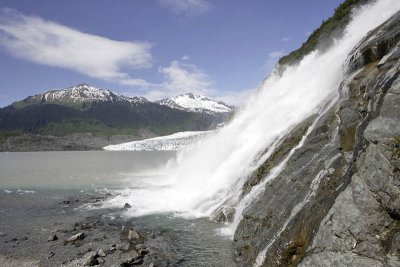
[0,151,236,266]
[0,151,175,190]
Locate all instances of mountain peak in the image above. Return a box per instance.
[185,93,195,99]
[19,84,148,107]
[42,84,113,104]
[156,93,233,114]
[75,83,90,88]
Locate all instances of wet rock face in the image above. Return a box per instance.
[348,12,400,72]
[234,11,400,267]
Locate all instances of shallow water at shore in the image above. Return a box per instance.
[0,151,236,266]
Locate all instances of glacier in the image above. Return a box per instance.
[103,131,213,151]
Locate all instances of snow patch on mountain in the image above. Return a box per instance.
[42,83,148,104]
[44,83,112,102]
[157,93,233,114]
[103,130,213,151]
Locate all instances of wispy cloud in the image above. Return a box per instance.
[159,0,211,15]
[0,8,251,106]
[142,59,213,100]
[0,8,152,86]
[282,36,291,42]
[140,59,253,106]
[181,55,191,61]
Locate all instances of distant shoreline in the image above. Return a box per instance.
[0,133,142,152]
[0,130,212,152]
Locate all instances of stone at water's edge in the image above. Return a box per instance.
[234,11,400,267]
[47,234,58,242]
[65,232,85,242]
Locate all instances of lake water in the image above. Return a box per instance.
[0,151,236,266]
[0,151,176,190]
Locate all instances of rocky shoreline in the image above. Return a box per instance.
[0,192,183,267]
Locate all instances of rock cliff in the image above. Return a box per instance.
[234,10,400,267]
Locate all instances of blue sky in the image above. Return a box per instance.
[0,0,343,107]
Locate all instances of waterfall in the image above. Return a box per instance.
[103,0,400,236]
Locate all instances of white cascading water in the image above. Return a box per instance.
[103,0,400,237]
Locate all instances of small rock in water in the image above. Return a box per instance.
[47,252,55,259]
[48,234,58,242]
[128,250,140,260]
[83,251,98,266]
[135,244,148,255]
[98,249,106,257]
[128,229,140,241]
[124,203,132,209]
[66,232,85,242]
[120,250,141,266]
[132,258,144,265]
[135,244,144,249]
[122,243,134,251]
[176,258,186,264]
[63,200,71,204]
[121,228,141,242]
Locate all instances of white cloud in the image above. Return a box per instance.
[263,51,285,72]
[142,60,213,100]
[0,8,152,86]
[282,36,291,42]
[160,60,211,93]
[181,55,191,61]
[139,59,253,106]
[306,31,312,36]
[0,8,252,107]
[159,0,211,15]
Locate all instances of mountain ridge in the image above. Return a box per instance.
[156,93,234,114]
[0,84,233,151]
[11,83,232,114]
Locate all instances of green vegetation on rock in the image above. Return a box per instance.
[11,95,42,109]
[39,119,139,137]
[0,130,22,144]
[39,119,191,138]
[278,0,368,67]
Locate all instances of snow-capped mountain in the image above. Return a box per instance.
[44,83,115,103]
[3,83,233,139]
[34,83,148,105]
[156,93,233,114]
[16,84,233,114]
[14,83,147,110]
